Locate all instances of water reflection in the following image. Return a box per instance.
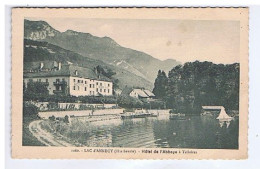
[70,115,238,149]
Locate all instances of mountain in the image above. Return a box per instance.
[24,19,181,83]
[24,20,59,40]
[24,39,154,90]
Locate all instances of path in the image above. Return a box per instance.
[29,120,73,147]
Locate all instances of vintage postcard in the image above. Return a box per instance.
[11,8,248,159]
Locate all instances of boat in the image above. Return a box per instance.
[216,107,233,128]
[170,113,185,117]
[149,113,159,117]
[169,116,186,120]
[147,110,159,117]
[121,114,148,119]
[169,113,186,120]
[200,111,213,116]
[120,109,158,119]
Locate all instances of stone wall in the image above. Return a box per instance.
[38,108,124,119]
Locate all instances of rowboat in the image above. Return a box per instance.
[121,109,158,119]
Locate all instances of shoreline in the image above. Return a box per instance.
[26,114,239,148]
[28,114,121,146]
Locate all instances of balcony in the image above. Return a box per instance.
[39,82,49,86]
[53,90,65,95]
[53,81,67,86]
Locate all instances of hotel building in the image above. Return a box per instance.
[23,61,113,97]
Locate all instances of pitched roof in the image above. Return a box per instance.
[24,61,59,70]
[202,106,224,110]
[24,62,112,82]
[143,90,155,97]
[132,89,149,98]
[121,87,155,98]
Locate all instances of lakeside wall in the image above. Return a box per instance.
[38,109,171,119]
[38,109,124,119]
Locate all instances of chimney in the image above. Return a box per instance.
[58,62,61,70]
[40,62,44,69]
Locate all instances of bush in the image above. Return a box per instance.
[142,100,165,109]
[22,102,44,146]
[23,81,49,101]
[118,95,143,108]
[23,102,39,121]
[49,115,56,121]
[64,115,70,123]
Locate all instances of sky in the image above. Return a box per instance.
[28,18,240,64]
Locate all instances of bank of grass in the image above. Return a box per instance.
[40,117,114,146]
[22,102,45,146]
[22,117,45,146]
[40,119,87,146]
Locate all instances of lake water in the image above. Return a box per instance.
[71,115,239,149]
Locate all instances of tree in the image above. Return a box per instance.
[95,65,116,78]
[23,102,39,120]
[24,81,49,101]
[154,62,240,114]
[152,70,168,99]
[112,79,119,90]
[117,95,143,108]
[105,69,116,78]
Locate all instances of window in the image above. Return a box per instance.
[108,83,110,87]
[108,89,110,93]
[75,70,78,75]
[96,82,98,85]
[78,86,80,90]
[104,89,106,93]
[100,89,102,92]
[85,81,87,84]
[96,88,98,92]
[89,84,92,88]
[62,78,65,81]
[93,84,95,88]
[39,79,41,82]
[100,83,102,86]
[85,87,87,91]
[73,79,75,82]
[73,86,76,90]
[46,79,48,82]
[78,80,80,83]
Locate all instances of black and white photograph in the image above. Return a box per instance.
[22,17,240,149]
